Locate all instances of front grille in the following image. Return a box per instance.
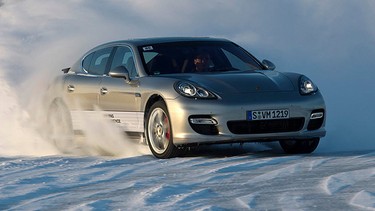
[307,119,324,130]
[190,124,219,135]
[227,118,305,134]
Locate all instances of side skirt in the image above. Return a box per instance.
[70,110,144,133]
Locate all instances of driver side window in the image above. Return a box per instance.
[110,46,137,78]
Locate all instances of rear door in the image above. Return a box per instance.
[64,47,114,129]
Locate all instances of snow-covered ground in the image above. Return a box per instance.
[1,148,374,210]
[1,0,375,210]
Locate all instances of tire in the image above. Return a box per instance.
[145,101,177,159]
[47,99,75,154]
[279,138,320,154]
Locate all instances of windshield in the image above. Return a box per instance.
[139,41,263,75]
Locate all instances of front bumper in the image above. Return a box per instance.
[166,91,326,145]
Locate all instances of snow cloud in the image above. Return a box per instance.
[0,0,375,156]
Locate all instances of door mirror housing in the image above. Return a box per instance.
[262,59,276,70]
[109,66,130,83]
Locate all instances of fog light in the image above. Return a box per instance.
[189,118,217,125]
[310,112,324,119]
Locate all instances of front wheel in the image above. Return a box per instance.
[279,138,320,154]
[145,101,177,159]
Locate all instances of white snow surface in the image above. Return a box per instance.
[1,0,375,210]
[1,150,374,210]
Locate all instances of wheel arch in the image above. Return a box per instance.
[48,97,71,116]
[144,94,166,119]
[46,97,66,118]
[144,95,177,158]
[50,97,66,106]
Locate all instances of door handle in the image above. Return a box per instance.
[67,85,75,93]
[100,87,108,95]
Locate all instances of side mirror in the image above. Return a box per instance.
[109,66,130,83]
[262,59,276,70]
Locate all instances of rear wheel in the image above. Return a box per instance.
[47,99,75,153]
[145,101,177,159]
[279,138,320,154]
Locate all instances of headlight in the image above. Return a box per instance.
[299,75,318,95]
[174,81,217,99]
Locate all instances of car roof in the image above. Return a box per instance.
[99,37,231,48]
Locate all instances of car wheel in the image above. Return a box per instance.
[279,138,320,154]
[47,99,75,153]
[146,101,177,159]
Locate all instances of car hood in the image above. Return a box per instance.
[162,71,295,94]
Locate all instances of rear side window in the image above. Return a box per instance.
[82,47,113,75]
[82,53,93,72]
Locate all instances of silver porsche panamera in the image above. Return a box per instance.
[47,37,326,158]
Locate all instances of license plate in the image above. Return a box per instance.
[247,109,289,121]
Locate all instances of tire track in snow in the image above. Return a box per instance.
[322,168,375,195]
[350,190,375,210]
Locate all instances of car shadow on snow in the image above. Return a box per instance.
[174,142,375,159]
[176,142,287,158]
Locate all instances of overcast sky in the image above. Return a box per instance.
[1,0,375,153]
